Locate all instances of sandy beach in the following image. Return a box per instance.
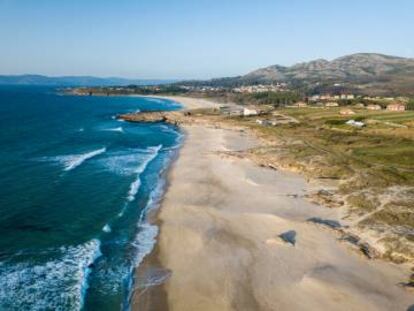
[132,98,414,311]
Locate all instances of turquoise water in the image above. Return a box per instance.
[0,86,182,310]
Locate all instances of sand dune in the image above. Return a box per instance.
[133,122,413,310]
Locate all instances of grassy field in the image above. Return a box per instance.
[246,107,414,186]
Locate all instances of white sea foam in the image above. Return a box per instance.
[134,145,162,174]
[0,239,101,311]
[103,224,112,233]
[138,176,166,224]
[125,145,162,202]
[98,151,140,176]
[124,145,179,309]
[104,127,124,133]
[115,145,162,213]
[133,154,171,257]
[131,223,158,268]
[134,267,172,289]
[54,148,106,171]
[117,204,128,217]
[159,125,184,145]
[145,98,164,104]
[159,124,177,135]
[127,179,141,202]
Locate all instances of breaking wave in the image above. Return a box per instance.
[144,98,164,104]
[125,145,162,202]
[131,224,158,267]
[103,127,124,133]
[0,239,101,311]
[54,148,107,171]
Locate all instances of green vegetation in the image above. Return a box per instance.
[75,84,190,96]
[347,193,379,214]
[232,107,414,189]
[232,91,301,107]
[407,98,414,110]
[227,107,414,262]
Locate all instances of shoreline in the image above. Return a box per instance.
[130,126,185,311]
[65,89,221,111]
[131,97,413,310]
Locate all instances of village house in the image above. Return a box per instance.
[243,107,259,116]
[320,95,331,100]
[386,103,406,112]
[367,104,382,111]
[309,95,320,101]
[325,102,339,107]
[340,108,356,115]
[233,83,287,94]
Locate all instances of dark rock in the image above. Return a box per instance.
[359,242,380,259]
[341,233,360,245]
[279,230,297,246]
[307,217,342,229]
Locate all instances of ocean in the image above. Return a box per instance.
[0,86,182,310]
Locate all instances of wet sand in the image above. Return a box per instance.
[133,100,413,310]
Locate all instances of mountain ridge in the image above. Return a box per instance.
[189,53,414,95]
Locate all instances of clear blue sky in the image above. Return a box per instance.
[1,0,413,79]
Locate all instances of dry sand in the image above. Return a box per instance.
[133,99,414,311]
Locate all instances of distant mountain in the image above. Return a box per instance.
[0,74,176,87]
[190,53,414,95]
[245,53,414,83]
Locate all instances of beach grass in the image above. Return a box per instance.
[233,108,414,187]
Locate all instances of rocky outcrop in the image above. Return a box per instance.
[118,111,187,125]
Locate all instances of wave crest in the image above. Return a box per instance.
[126,145,162,202]
[54,148,107,171]
[103,127,124,133]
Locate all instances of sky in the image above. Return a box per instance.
[1,0,414,79]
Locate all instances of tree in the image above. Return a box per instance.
[407,99,414,110]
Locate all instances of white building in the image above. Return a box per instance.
[346,120,365,127]
[243,107,259,116]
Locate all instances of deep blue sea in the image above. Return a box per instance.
[0,86,182,310]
